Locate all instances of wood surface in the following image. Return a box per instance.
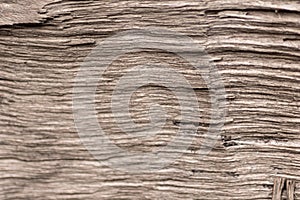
[0,0,300,199]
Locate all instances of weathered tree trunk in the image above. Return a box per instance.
[0,0,300,199]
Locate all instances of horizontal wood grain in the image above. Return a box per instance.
[0,0,300,199]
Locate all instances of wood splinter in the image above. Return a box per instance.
[272,178,296,200]
[286,180,296,200]
[272,177,286,200]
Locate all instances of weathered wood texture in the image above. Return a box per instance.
[0,0,300,199]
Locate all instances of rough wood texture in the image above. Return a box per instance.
[0,0,300,199]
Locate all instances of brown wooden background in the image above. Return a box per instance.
[0,0,300,199]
